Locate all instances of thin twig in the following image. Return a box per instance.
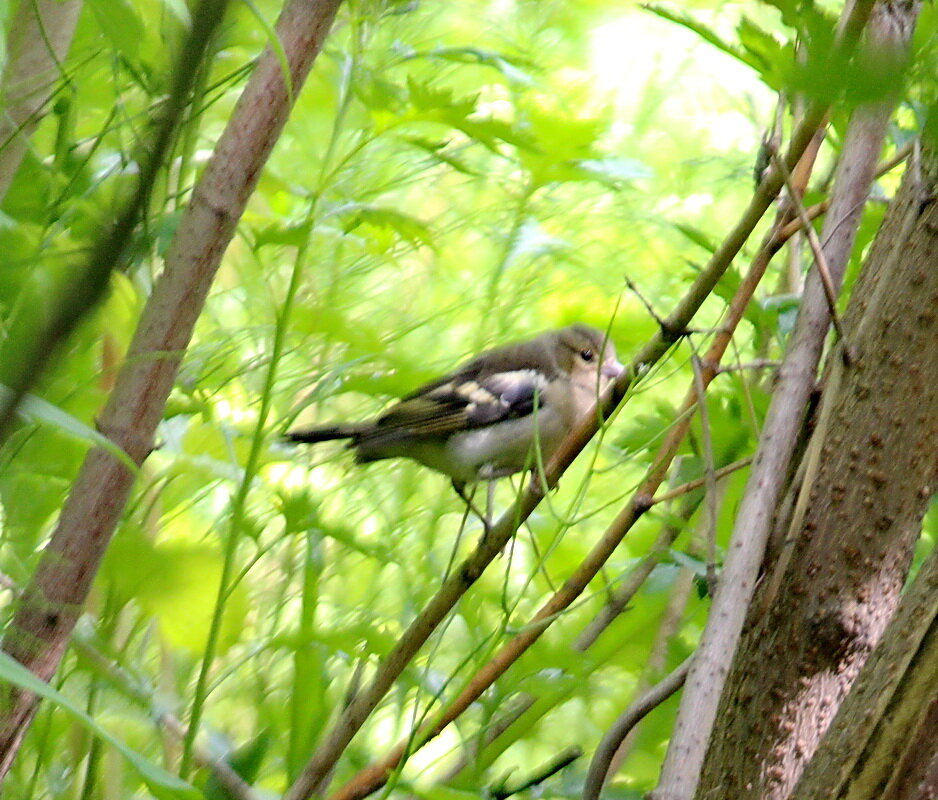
[625,275,668,330]
[582,658,693,800]
[773,150,853,360]
[651,458,753,508]
[715,360,779,375]
[876,139,914,177]
[490,747,582,800]
[777,201,828,240]
[690,353,718,595]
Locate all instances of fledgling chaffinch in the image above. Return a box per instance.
[286,324,624,492]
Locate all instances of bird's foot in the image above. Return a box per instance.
[528,468,552,496]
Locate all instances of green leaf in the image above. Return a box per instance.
[86,0,144,59]
[0,652,199,799]
[670,222,719,254]
[0,151,57,223]
[400,136,482,176]
[420,46,535,86]
[337,204,434,249]
[101,530,249,655]
[253,221,313,249]
[454,117,534,153]
[407,77,477,118]
[203,731,271,799]
[1,385,138,473]
[644,4,758,71]
[737,17,792,90]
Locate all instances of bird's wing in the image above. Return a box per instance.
[371,369,550,437]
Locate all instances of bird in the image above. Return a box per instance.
[286,323,624,515]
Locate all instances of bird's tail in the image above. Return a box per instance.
[284,424,366,444]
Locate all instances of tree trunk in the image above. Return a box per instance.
[695,124,938,799]
[790,546,938,800]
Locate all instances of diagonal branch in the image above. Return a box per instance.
[0,0,343,780]
[583,658,693,800]
[319,116,829,800]
[412,94,905,800]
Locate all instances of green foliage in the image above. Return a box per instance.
[0,0,933,798]
[0,653,199,799]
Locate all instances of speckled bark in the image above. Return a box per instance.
[695,130,938,798]
[788,545,937,800]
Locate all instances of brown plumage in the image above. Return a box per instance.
[286,324,624,487]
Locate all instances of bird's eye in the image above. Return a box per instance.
[579,348,594,362]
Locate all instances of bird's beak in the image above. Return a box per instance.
[602,359,625,379]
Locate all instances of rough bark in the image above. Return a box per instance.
[0,0,343,781]
[652,3,919,797]
[790,547,938,800]
[0,0,82,202]
[694,121,938,798]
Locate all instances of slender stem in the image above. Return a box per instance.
[582,658,692,800]
[180,200,313,776]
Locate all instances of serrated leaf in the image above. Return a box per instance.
[614,404,676,456]
[407,77,477,119]
[453,117,535,153]
[737,18,783,73]
[338,204,433,248]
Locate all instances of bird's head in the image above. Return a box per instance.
[555,324,625,393]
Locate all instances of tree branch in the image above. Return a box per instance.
[316,108,831,800]
[583,658,693,800]
[0,0,343,780]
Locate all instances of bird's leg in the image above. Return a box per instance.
[451,480,490,535]
[485,480,496,533]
